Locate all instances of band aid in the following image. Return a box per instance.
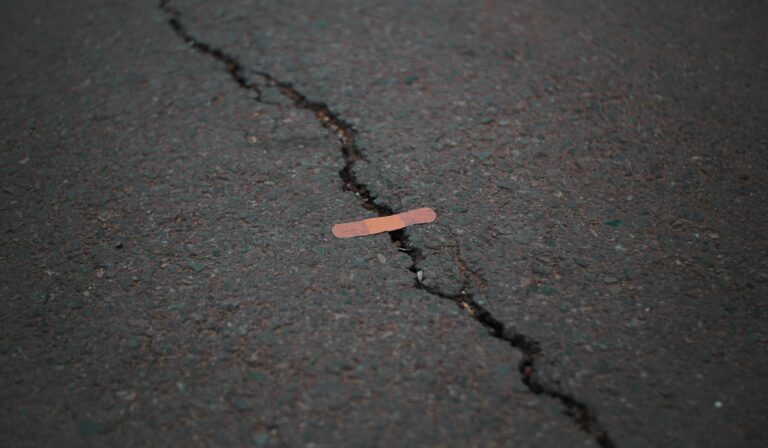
[332,207,437,238]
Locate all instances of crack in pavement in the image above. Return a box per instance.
[162,2,263,101]
[159,1,615,446]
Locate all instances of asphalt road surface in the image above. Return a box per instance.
[2,0,767,446]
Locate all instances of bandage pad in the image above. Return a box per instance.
[332,207,437,238]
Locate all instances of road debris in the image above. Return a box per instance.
[332,207,437,238]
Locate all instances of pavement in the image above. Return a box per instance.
[1,0,767,446]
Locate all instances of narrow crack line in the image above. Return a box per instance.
[446,232,487,291]
[161,1,263,101]
[159,2,615,446]
[417,282,614,447]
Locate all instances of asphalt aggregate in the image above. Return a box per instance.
[1,1,767,447]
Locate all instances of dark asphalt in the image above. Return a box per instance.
[2,0,767,446]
